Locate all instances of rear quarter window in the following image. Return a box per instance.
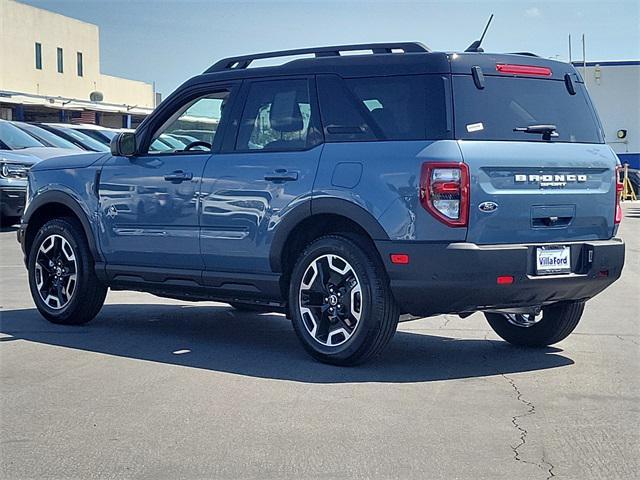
[318,74,451,142]
[453,75,603,143]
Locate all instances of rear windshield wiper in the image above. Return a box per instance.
[513,124,559,141]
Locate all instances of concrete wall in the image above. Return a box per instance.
[0,0,154,108]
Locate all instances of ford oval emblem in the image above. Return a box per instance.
[478,201,498,213]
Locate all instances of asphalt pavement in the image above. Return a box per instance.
[1,203,639,479]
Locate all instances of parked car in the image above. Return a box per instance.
[0,120,78,160]
[37,124,110,152]
[50,123,121,146]
[18,42,625,365]
[0,150,39,226]
[11,122,82,151]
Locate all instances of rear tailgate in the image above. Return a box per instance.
[451,55,617,245]
[459,141,617,244]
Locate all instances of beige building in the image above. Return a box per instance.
[0,0,156,127]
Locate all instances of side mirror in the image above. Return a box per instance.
[110,132,137,157]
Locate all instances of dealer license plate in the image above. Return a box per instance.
[535,246,571,275]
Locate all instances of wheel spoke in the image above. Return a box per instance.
[36,257,51,273]
[301,290,325,308]
[55,282,65,304]
[505,312,543,328]
[314,258,329,292]
[315,309,332,343]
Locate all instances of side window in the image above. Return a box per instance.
[317,75,377,142]
[148,90,230,154]
[319,74,450,142]
[236,79,315,151]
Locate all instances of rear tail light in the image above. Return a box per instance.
[615,165,623,224]
[420,162,469,227]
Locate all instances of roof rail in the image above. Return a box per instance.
[204,42,430,73]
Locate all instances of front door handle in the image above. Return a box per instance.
[264,169,299,182]
[164,170,193,183]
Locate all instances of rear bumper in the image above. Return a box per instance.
[0,187,26,218]
[376,238,625,316]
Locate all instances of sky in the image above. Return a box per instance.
[18,0,640,96]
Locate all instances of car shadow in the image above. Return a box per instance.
[0,304,574,383]
[624,207,640,218]
[0,224,19,232]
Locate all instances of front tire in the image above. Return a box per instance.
[485,301,585,347]
[28,218,107,325]
[289,234,399,366]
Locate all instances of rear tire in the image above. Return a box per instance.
[289,234,399,366]
[28,218,107,325]
[485,301,585,347]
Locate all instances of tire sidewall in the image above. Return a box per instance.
[485,301,585,347]
[28,219,89,322]
[289,236,383,362]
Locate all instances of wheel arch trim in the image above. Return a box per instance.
[23,190,101,262]
[269,197,389,272]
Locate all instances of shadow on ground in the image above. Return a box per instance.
[0,304,573,383]
[0,224,19,233]
[624,207,640,219]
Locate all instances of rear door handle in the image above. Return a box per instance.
[164,170,193,183]
[264,169,299,182]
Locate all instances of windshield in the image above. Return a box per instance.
[0,121,45,149]
[453,76,603,143]
[15,123,79,150]
[58,127,110,151]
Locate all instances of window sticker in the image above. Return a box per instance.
[466,122,484,133]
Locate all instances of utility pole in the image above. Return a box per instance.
[568,34,572,63]
[582,34,587,78]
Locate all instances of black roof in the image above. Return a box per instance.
[182,42,581,89]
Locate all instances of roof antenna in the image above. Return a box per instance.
[464,14,494,53]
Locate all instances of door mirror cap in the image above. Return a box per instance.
[110,132,137,157]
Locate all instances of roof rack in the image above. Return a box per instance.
[508,52,540,57]
[204,42,430,73]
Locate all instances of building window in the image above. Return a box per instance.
[35,43,42,70]
[57,47,63,73]
[77,52,83,77]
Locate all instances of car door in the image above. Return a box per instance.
[199,77,323,277]
[98,85,237,271]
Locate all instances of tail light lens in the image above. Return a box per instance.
[496,64,552,76]
[615,165,623,224]
[420,162,469,227]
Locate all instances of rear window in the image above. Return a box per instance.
[453,75,603,143]
[318,74,450,142]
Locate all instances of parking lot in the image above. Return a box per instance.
[0,203,638,480]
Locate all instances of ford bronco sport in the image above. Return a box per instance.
[18,43,625,365]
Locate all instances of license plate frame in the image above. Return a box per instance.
[535,246,571,275]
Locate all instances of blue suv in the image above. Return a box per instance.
[18,43,625,365]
